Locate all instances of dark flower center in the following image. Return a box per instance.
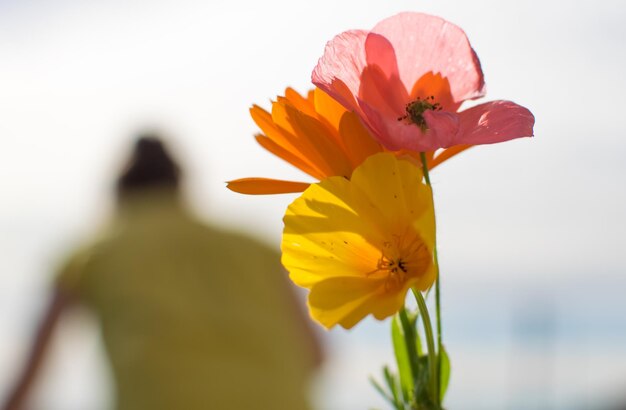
[371,233,430,292]
[398,96,442,132]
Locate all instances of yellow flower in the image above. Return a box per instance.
[282,153,436,329]
[227,88,471,195]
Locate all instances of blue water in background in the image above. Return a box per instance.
[314,273,626,410]
[2,222,626,410]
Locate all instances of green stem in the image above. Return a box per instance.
[419,152,432,185]
[433,250,442,403]
[419,152,442,405]
[399,307,420,384]
[412,288,438,406]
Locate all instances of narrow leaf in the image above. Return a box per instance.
[398,309,421,382]
[414,355,430,402]
[406,310,423,356]
[383,366,403,409]
[439,345,451,402]
[369,375,397,408]
[391,315,413,402]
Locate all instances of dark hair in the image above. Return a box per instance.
[117,134,180,195]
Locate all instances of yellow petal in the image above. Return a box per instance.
[283,179,383,287]
[281,153,437,328]
[350,153,434,235]
[308,276,405,329]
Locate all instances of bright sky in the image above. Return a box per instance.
[1,0,625,409]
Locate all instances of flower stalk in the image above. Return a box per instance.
[412,288,439,408]
[420,151,442,404]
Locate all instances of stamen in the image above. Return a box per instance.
[371,232,429,291]
[397,96,443,132]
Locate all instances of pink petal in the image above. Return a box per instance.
[452,100,535,146]
[363,33,400,83]
[423,110,461,148]
[369,12,485,103]
[360,33,410,114]
[357,98,414,151]
[358,65,407,118]
[312,29,368,114]
[358,99,460,152]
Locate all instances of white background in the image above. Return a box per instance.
[1,0,625,409]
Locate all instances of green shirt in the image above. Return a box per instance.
[56,191,314,410]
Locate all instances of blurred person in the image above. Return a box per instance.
[3,135,322,410]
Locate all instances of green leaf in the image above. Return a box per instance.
[406,310,423,356]
[383,366,404,409]
[439,345,451,403]
[370,366,408,410]
[369,375,397,408]
[414,321,423,357]
[414,355,430,402]
[399,310,422,382]
[391,315,414,402]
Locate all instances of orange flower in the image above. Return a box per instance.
[227,88,471,195]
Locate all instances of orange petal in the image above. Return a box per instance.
[251,105,327,179]
[226,178,310,195]
[429,144,473,170]
[410,72,458,112]
[279,103,353,178]
[283,87,317,118]
[250,105,303,155]
[337,111,384,168]
[250,105,300,153]
[255,134,325,180]
[269,102,339,176]
[313,87,346,132]
[328,79,360,115]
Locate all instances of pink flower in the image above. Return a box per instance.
[312,12,535,152]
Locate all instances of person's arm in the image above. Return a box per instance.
[2,288,73,410]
